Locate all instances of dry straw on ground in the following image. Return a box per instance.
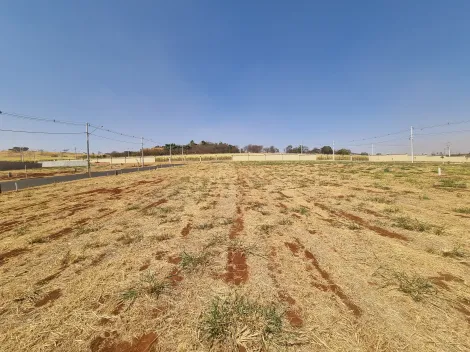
[0,161,469,351]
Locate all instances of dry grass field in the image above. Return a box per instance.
[0,162,469,352]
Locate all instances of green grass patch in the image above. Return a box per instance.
[393,216,432,232]
[199,295,283,349]
[454,207,470,214]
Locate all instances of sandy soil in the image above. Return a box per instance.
[0,162,469,352]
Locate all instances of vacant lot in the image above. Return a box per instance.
[0,162,469,351]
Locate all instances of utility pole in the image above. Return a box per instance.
[371,143,374,156]
[170,144,172,163]
[446,142,451,157]
[410,126,414,163]
[74,147,77,160]
[141,137,144,167]
[86,123,91,177]
[301,141,303,154]
[333,140,335,161]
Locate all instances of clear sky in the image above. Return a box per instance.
[1,0,470,155]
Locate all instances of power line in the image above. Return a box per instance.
[89,133,142,145]
[415,119,470,131]
[0,111,84,126]
[348,128,409,143]
[0,128,84,135]
[2,110,159,144]
[414,129,470,137]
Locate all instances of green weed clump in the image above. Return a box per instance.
[199,295,283,349]
[437,179,467,189]
[454,207,470,214]
[393,216,431,232]
[393,272,435,301]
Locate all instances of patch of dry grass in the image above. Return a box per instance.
[0,161,469,351]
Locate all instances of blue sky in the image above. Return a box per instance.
[1,0,470,154]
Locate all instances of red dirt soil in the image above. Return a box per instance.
[284,242,300,255]
[0,220,22,234]
[34,288,62,307]
[141,199,168,211]
[76,188,123,196]
[90,332,158,352]
[47,227,73,241]
[167,255,181,264]
[304,249,362,317]
[429,272,464,290]
[0,247,30,265]
[315,202,408,241]
[268,246,304,327]
[36,270,63,286]
[223,248,248,285]
[168,268,183,286]
[181,223,192,237]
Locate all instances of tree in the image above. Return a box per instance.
[321,146,333,154]
[244,144,263,153]
[311,148,321,154]
[360,152,369,156]
[263,146,279,153]
[335,148,351,155]
[9,147,29,152]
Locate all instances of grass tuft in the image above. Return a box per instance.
[199,295,283,349]
[454,207,470,214]
[393,272,435,301]
[393,216,431,232]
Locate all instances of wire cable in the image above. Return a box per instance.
[0,111,85,126]
[0,128,84,135]
[348,128,409,143]
[414,129,470,136]
[89,133,142,145]
[415,119,470,131]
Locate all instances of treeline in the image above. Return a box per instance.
[108,140,240,157]
[105,141,370,157]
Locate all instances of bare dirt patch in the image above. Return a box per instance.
[222,248,248,285]
[181,222,192,237]
[34,288,62,307]
[90,331,158,352]
[0,247,30,265]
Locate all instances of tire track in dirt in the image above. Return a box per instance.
[0,247,30,266]
[267,246,303,327]
[222,169,248,285]
[315,202,408,242]
[285,239,362,317]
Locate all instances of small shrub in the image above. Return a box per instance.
[122,289,138,301]
[140,271,168,298]
[437,179,467,189]
[125,204,140,211]
[199,295,283,348]
[180,251,209,271]
[154,234,172,241]
[393,272,435,301]
[384,206,400,214]
[259,224,274,234]
[279,218,293,225]
[195,223,214,230]
[292,206,309,216]
[454,207,470,214]
[393,216,431,232]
